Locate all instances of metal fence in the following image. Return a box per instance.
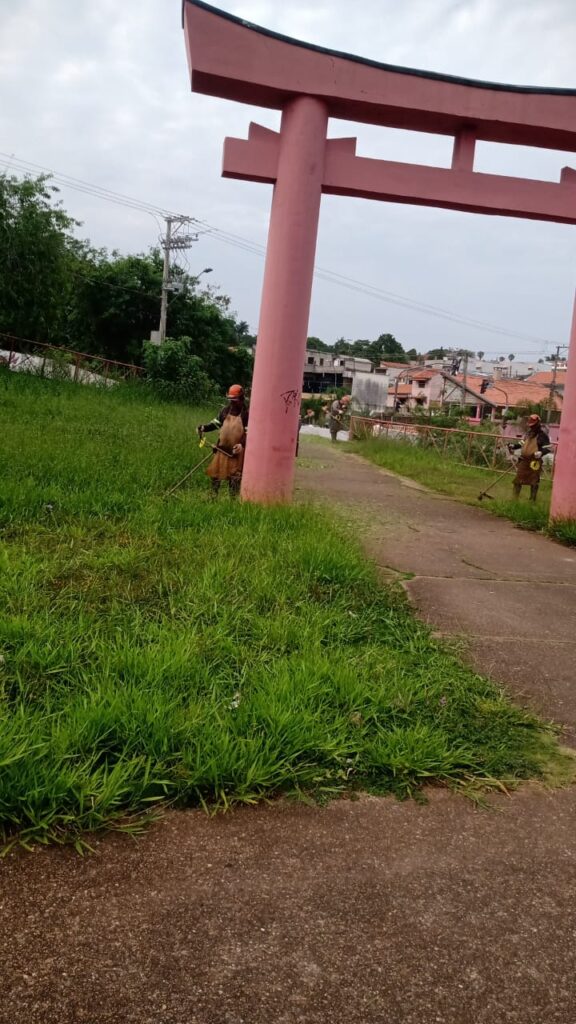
[0,332,144,385]
[349,415,558,472]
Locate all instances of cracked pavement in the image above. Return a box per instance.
[296,442,576,743]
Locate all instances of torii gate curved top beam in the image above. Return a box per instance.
[183,0,576,150]
[182,1,576,513]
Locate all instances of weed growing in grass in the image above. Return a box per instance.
[0,374,569,849]
[490,500,548,533]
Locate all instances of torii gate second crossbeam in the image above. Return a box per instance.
[182,0,576,518]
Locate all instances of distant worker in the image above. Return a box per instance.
[510,413,552,502]
[197,384,248,497]
[296,408,315,457]
[329,395,351,443]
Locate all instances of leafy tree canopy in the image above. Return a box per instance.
[0,172,253,395]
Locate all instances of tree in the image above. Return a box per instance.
[508,353,515,362]
[0,172,254,391]
[143,337,218,402]
[69,249,163,363]
[0,173,80,344]
[476,351,485,360]
[307,336,331,351]
[375,333,406,359]
[333,337,353,355]
[427,347,447,359]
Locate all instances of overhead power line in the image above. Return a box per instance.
[193,221,556,348]
[0,151,559,348]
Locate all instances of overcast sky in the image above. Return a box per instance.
[1,0,576,359]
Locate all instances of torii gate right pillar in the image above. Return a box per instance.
[550,293,576,522]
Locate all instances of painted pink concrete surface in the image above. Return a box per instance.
[183,1,576,151]
[550,295,576,522]
[224,130,576,225]
[240,97,328,503]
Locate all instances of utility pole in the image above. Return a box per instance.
[460,351,469,409]
[157,215,196,343]
[547,345,562,424]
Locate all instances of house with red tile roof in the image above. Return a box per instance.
[385,369,496,414]
[525,369,567,388]
[453,375,562,416]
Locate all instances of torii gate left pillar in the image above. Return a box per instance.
[183,0,576,508]
[240,97,328,502]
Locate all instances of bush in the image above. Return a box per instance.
[143,337,219,403]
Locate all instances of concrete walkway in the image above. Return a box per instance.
[297,442,576,744]
[2,442,575,1024]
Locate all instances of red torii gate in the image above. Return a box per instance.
[182,0,576,515]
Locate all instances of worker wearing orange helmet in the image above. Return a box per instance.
[510,413,552,501]
[197,384,249,496]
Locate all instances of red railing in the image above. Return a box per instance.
[349,415,558,472]
[0,332,144,383]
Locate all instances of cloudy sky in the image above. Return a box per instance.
[1,0,575,358]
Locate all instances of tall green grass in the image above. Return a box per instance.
[0,373,568,849]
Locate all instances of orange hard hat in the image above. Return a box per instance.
[528,413,541,424]
[227,384,244,400]
[341,394,351,403]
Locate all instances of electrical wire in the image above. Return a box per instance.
[0,151,560,349]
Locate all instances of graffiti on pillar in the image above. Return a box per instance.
[280,389,300,414]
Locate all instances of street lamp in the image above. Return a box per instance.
[167,267,213,305]
[193,267,213,283]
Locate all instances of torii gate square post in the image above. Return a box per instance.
[182,0,576,516]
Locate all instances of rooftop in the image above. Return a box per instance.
[526,369,568,386]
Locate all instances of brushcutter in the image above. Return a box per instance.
[164,443,232,497]
[477,463,516,501]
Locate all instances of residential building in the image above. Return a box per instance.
[384,368,495,416]
[453,374,562,418]
[421,353,542,379]
[303,349,373,392]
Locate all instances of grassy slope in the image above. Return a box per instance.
[0,373,568,849]
[349,436,576,545]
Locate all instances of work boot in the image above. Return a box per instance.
[530,485,539,502]
[512,483,521,500]
[229,476,241,498]
[210,479,221,498]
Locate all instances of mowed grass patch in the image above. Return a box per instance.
[0,373,569,850]
[349,436,576,545]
